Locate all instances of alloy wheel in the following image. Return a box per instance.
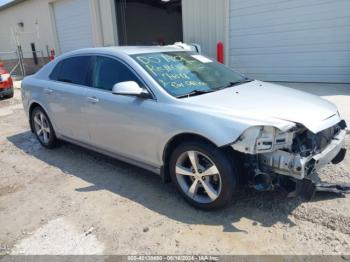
[33,111,51,145]
[175,150,222,204]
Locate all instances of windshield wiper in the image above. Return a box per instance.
[218,79,254,90]
[176,79,254,98]
[176,89,214,99]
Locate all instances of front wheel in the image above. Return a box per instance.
[169,141,238,210]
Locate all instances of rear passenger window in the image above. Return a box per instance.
[52,56,91,85]
[49,61,62,81]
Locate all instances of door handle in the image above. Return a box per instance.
[87,96,99,104]
[44,88,54,94]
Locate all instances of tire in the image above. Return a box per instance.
[30,106,58,149]
[0,89,13,99]
[6,90,14,98]
[169,141,238,210]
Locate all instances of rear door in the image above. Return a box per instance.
[47,56,91,142]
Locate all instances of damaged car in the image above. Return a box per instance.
[21,46,348,210]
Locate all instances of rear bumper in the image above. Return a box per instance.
[260,129,347,180]
[0,86,13,97]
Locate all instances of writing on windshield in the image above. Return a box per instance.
[135,53,209,90]
[132,52,245,97]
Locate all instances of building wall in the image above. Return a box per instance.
[98,0,118,47]
[229,0,350,83]
[1,0,229,62]
[0,0,118,59]
[0,0,55,59]
[1,0,231,73]
[182,0,229,63]
[86,0,118,48]
[49,0,118,54]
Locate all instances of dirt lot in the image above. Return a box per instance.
[0,88,350,255]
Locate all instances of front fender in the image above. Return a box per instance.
[157,109,290,164]
[163,107,294,146]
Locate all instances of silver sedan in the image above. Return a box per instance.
[21,46,347,210]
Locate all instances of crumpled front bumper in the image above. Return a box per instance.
[260,129,347,180]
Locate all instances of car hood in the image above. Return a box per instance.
[182,81,340,133]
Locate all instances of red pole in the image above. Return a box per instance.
[49,49,55,61]
[217,41,224,64]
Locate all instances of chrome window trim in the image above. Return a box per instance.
[49,53,157,101]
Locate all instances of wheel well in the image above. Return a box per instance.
[28,102,42,132]
[161,133,237,183]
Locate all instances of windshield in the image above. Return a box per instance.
[132,52,250,98]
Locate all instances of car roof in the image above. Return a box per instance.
[63,45,192,57]
[105,45,191,55]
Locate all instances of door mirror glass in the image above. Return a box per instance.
[112,81,149,98]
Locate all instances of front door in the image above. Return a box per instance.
[84,56,160,167]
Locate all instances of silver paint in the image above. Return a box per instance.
[21,46,343,175]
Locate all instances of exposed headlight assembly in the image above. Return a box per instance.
[232,126,295,154]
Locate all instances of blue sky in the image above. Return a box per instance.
[0,0,13,6]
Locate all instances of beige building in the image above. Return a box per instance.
[0,0,349,83]
[0,0,227,59]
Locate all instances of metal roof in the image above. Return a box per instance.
[63,45,191,57]
[103,45,192,55]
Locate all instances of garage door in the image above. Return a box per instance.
[53,0,93,54]
[229,0,350,83]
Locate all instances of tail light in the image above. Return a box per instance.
[0,73,10,81]
[0,73,13,89]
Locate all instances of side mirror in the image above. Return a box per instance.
[112,81,150,98]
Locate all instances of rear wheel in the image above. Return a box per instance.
[169,141,237,210]
[31,107,58,148]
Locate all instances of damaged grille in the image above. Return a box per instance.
[258,120,346,180]
[292,122,343,157]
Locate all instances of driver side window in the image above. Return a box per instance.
[92,56,142,91]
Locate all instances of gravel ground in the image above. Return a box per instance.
[0,88,350,255]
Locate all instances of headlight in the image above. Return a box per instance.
[232,126,295,154]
